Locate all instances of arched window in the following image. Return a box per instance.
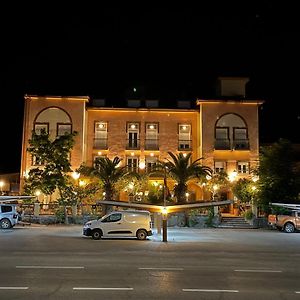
[215,113,249,150]
[34,107,72,139]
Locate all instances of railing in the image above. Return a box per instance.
[178,140,192,150]
[214,139,231,150]
[93,138,108,149]
[145,139,159,150]
[126,139,140,150]
[233,139,249,150]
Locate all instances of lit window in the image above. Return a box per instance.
[237,162,249,174]
[215,161,226,173]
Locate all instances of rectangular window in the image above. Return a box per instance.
[178,124,191,150]
[233,128,247,140]
[127,122,140,149]
[214,161,226,173]
[237,161,249,174]
[57,123,72,136]
[145,156,158,172]
[94,122,108,149]
[145,123,159,150]
[127,157,139,172]
[34,123,49,135]
[215,127,229,139]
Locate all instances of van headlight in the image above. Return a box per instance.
[84,221,92,227]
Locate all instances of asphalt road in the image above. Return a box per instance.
[1,225,300,299]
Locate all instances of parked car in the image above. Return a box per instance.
[83,210,152,240]
[0,204,19,229]
[268,210,300,233]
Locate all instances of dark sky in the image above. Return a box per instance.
[1,3,299,173]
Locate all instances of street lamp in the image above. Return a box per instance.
[162,164,168,242]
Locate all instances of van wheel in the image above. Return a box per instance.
[136,229,147,240]
[92,229,102,240]
[0,218,12,229]
[284,223,295,233]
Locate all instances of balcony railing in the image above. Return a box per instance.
[214,139,230,150]
[93,138,108,149]
[145,139,159,150]
[178,140,192,150]
[233,139,250,150]
[126,139,140,150]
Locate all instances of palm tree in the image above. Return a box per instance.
[161,152,212,204]
[78,157,129,202]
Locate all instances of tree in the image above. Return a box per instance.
[78,157,130,211]
[24,129,91,223]
[232,178,256,204]
[256,139,300,212]
[160,152,212,204]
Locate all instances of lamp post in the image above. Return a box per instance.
[162,165,168,242]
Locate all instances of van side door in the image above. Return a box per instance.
[100,213,127,237]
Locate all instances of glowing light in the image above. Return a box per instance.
[98,123,104,129]
[150,153,154,157]
[72,172,80,180]
[252,186,257,191]
[213,184,219,191]
[183,153,187,157]
[162,207,168,215]
[252,176,259,182]
[182,125,187,130]
[133,88,137,92]
[79,180,86,187]
[185,192,189,197]
[128,183,134,190]
[144,191,149,196]
[149,125,154,129]
[229,170,238,182]
[139,161,145,169]
[130,124,136,129]
[35,190,41,196]
[131,152,135,156]
[97,151,102,155]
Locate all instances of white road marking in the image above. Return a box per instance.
[139,267,184,270]
[16,266,84,269]
[73,287,134,291]
[183,289,239,293]
[0,287,28,290]
[234,269,282,273]
[295,291,300,294]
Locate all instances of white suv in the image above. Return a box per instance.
[0,204,19,229]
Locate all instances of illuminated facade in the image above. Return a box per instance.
[20,78,263,213]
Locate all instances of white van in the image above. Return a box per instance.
[83,210,152,240]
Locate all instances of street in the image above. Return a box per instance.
[1,225,300,299]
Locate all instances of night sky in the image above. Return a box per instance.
[0,3,299,173]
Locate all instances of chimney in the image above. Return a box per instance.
[216,77,249,97]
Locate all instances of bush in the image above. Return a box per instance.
[244,210,254,220]
[54,207,65,223]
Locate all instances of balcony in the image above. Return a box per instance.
[178,140,192,151]
[233,139,249,150]
[214,139,230,150]
[93,138,108,150]
[126,139,140,150]
[145,139,159,150]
